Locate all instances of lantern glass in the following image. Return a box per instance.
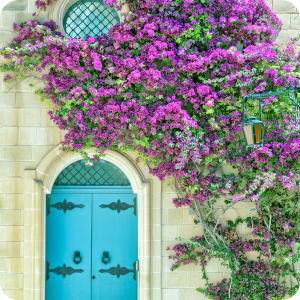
[254,124,262,143]
[241,116,264,148]
[243,124,253,145]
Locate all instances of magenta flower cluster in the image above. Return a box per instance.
[1,0,300,298]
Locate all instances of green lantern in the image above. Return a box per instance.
[241,80,300,148]
[241,97,264,148]
[241,116,264,148]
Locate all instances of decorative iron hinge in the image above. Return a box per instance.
[46,261,84,280]
[99,261,137,281]
[100,197,136,215]
[47,196,85,216]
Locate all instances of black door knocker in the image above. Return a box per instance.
[102,252,110,265]
[73,251,82,264]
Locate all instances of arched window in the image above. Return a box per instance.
[63,0,120,39]
[54,159,130,186]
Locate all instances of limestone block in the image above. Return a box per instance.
[3,289,23,300]
[0,13,16,29]
[0,210,22,225]
[6,108,41,126]
[23,224,33,241]
[0,31,17,43]
[165,272,187,288]
[6,258,23,273]
[0,127,18,145]
[162,256,174,272]
[291,14,300,29]
[162,241,178,257]
[16,12,49,24]
[6,226,23,241]
[0,273,20,289]
[152,272,161,288]
[277,14,291,29]
[19,127,37,145]
[221,207,240,222]
[0,226,6,240]
[178,225,202,240]
[162,225,178,241]
[162,181,175,193]
[205,258,220,272]
[36,127,65,145]
[0,146,2,160]
[162,193,177,209]
[0,93,15,107]
[162,289,178,300]
[183,208,196,225]
[0,178,24,194]
[0,177,24,193]
[178,288,205,300]
[0,258,6,271]
[23,256,33,272]
[32,145,54,161]
[245,251,260,261]
[16,92,45,108]
[0,194,6,207]
[187,272,206,288]
[152,240,162,256]
[206,272,223,284]
[167,209,183,225]
[275,30,300,45]
[2,0,27,11]
[139,272,150,289]
[152,224,161,240]
[40,108,54,126]
[3,146,32,161]
[152,207,161,225]
[184,263,205,274]
[0,162,13,177]
[162,209,167,224]
[264,0,272,8]
[23,241,34,256]
[273,0,297,13]
[24,209,41,226]
[3,77,43,93]
[0,242,21,256]
[0,109,5,126]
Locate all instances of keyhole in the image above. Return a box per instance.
[92,275,96,279]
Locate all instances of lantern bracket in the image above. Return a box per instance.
[243,79,300,127]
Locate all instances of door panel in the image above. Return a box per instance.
[46,194,92,300]
[92,194,137,300]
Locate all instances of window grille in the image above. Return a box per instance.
[54,160,130,186]
[63,0,120,39]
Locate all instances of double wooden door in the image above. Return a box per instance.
[46,188,137,300]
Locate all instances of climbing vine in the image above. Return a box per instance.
[1,0,300,298]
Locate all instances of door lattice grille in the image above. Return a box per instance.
[54,160,130,186]
[63,0,120,39]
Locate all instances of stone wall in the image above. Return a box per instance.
[0,0,299,299]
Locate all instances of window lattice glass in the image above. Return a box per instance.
[54,160,130,186]
[63,0,120,39]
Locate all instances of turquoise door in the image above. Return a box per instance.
[46,187,137,300]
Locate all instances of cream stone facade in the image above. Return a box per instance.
[0,0,299,300]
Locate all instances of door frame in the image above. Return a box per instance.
[23,146,160,300]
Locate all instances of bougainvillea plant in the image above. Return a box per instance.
[1,0,300,298]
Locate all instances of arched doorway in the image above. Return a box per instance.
[45,159,138,300]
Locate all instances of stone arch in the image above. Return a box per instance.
[24,145,155,300]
